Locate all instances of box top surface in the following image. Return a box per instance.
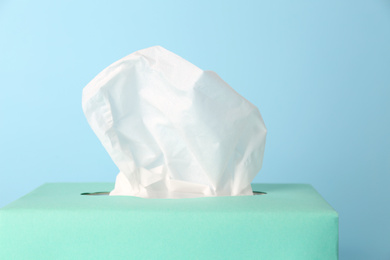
[1,183,337,215]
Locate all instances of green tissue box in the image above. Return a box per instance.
[0,183,338,259]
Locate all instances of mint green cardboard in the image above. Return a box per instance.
[0,183,338,259]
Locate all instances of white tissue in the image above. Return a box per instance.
[82,46,266,198]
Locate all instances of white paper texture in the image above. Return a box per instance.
[82,46,266,198]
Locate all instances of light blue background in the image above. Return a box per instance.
[1,1,389,259]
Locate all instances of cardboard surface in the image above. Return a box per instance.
[0,183,338,259]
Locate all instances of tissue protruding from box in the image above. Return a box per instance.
[82,46,266,198]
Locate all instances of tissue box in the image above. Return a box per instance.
[0,183,338,259]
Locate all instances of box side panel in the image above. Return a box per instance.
[0,209,338,260]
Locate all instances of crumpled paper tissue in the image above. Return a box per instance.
[82,46,266,198]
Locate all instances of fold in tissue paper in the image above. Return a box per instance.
[82,46,266,198]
